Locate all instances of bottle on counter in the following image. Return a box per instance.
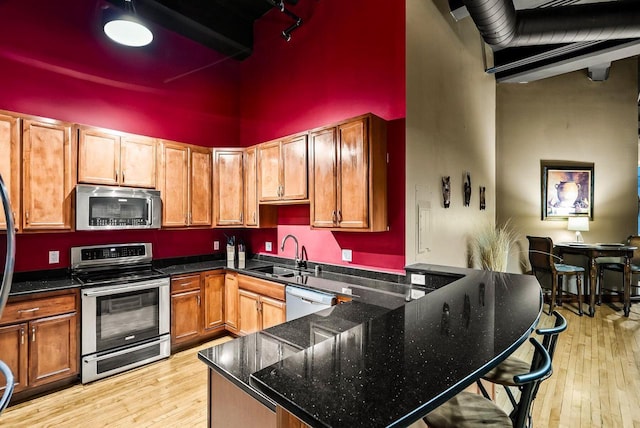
[238,242,246,269]
[226,235,236,268]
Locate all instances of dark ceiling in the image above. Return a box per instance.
[105,0,300,60]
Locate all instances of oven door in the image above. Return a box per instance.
[81,278,170,356]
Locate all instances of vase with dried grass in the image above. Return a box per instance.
[471,220,517,272]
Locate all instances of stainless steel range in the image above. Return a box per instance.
[72,243,170,384]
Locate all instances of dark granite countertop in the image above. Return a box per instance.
[9,276,80,296]
[199,267,543,427]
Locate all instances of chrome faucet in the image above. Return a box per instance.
[280,234,301,268]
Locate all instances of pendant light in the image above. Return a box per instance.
[104,0,153,47]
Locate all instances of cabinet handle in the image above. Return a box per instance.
[240,212,243,223]
[197,295,201,306]
[122,170,125,182]
[278,185,283,197]
[31,326,36,342]
[255,300,259,311]
[189,212,192,224]
[338,210,342,223]
[20,327,24,345]
[18,307,40,314]
[25,210,29,224]
[332,210,337,223]
[253,212,256,223]
[115,169,119,182]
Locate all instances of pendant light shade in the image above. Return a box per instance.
[104,0,153,47]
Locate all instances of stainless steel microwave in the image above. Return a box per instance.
[76,184,161,230]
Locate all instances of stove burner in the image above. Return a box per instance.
[73,267,168,287]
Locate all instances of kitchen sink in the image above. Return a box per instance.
[251,265,313,279]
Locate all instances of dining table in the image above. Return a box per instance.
[554,242,637,317]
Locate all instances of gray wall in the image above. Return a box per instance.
[496,59,639,272]
[406,0,497,268]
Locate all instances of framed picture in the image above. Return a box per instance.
[541,161,594,220]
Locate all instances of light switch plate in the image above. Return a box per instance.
[341,249,352,262]
[410,273,426,285]
[49,250,59,264]
[265,242,273,252]
[213,241,220,251]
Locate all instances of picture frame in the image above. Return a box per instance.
[541,161,594,220]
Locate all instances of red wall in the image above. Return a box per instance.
[1,0,406,273]
[240,0,406,272]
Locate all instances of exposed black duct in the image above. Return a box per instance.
[460,0,640,48]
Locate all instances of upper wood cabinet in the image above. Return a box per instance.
[213,149,244,226]
[258,133,308,203]
[22,118,75,231]
[157,140,211,227]
[77,127,156,189]
[0,112,21,231]
[243,145,277,228]
[309,114,388,231]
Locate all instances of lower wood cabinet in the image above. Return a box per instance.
[237,274,286,336]
[0,290,79,397]
[224,272,239,334]
[170,270,225,350]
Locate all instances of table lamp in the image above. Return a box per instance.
[567,216,589,243]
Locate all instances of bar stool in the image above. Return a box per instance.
[479,311,567,416]
[598,235,640,314]
[527,236,585,316]
[423,338,552,428]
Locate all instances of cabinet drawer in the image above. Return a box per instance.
[238,275,285,301]
[171,274,201,293]
[0,294,76,325]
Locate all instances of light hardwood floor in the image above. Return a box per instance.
[1,304,639,428]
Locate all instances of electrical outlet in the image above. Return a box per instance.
[265,241,273,252]
[48,250,59,264]
[341,249,352,262]
[213,241,220,251]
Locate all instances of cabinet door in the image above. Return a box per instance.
[214,149,243,226]
[190,147,212,226]
[224,273,239,332]
[337,118,369,229]
[260,296,286,330]
[159,142,189,227]
[120,135,156,188]
[171,290,201,346]
[258,141,281,202]
[202,271,224,331]
[281,134,308,201]
[77,128,120,186]
[238,289,260,336]
[244,146,258,226]
[0,323,28,394]
[310,127,338,228]
[0,113,20,230]
[22,119,74,230]
[29,312,78,388]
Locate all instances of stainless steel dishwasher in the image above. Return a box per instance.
[285,285,337,321]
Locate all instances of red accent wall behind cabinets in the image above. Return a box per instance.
[240,0,406,272]
[0,0,240,146]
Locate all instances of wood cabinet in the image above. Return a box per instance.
[237,274,286,335]
[0,112,21,231]
[77,127,156,188]
[170,270,225,349]
[243,145,277,228]
[158,141,212,227]
[202,271,225,332]
[0,290,79,397]
[309,114,388,231]
[170,273,202,347]
[224,272,239,333]
[22,118,75,231]
[213,149,244,226]
[258,133,308,203]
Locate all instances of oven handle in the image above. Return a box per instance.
[83,336,169,363]
[82,280,168,297]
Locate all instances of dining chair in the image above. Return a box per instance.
[597,235,640,311]
[423,337,552,428]
[478,311,567,418]
[527,236,585,316]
